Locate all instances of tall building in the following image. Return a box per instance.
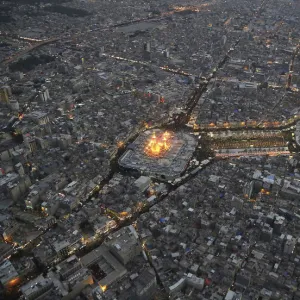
[143,42,151,60]
[284,236,296,254]
[144,42,151,52]
[25,190,40,209]
[39,87,50,102]
[0,86,10,103]
[7,182,21,202]
[15,163,25,176]
[260,224,273,242]
[105,225,141,265]
[143,50,151,61]
[57,255,83,280]
[24,137,37,153]
[0,243,14,264]
[27,111,50,125]
[10,100,19,111]
[273,217,284,235]
[164,49,170,58]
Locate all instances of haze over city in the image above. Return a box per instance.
[1,0,300,299]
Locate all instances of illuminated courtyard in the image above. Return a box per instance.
[119,129,197,180]
[144,131,172,157]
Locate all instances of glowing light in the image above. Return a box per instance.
[119,212,128,217]
[8,278,20,286]
[4,236,12,243]
[18,112,24,120]
[117,141,124,148]
[145,131,172,157]
[193,124,199,130]
[100,285,107,292]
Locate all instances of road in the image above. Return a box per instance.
[102,53,195,77]
[288,44,300,88]
[216,149,290,158]
[1,37,59,65]
[194,113,300,131]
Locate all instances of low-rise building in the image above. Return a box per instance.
[81,244,127,287]
[57,255,82,280]
[0,243,13,263]
[20,274,54,300]
[0,260,19,288]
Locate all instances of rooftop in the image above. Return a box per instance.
[20,274,53,298]
[105,225,139,255]
[0,260,19,286]
[57,255,81,276]
[80,244,127,287]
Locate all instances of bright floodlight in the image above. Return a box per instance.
[144,131,172,157]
